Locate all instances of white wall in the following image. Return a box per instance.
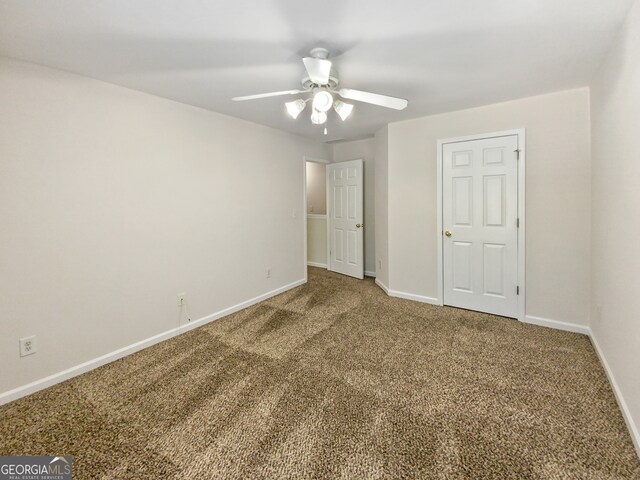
[374,127,389,287]
[590,0,640,452]
[384,88,591,326]
[332,138,376,275]
[305,161,326,214]
[0,57,328,395]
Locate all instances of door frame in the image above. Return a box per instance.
[436,129,526,321]
[303,156,331,283]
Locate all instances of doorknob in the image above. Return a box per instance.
[356,224,364,228]
[444,230,452,237]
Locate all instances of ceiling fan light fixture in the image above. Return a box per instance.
[333,100,354,121]
[310,109,327,125]
[285,99,306,119]
[232,47,409,134]
[312,90,333,113]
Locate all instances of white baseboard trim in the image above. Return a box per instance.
[374,278,389,294]
[374,280,440,306]
[589,330,640,458]
[0,278,306,406]
[387,289,440,306]
[522,315,590,335]
[364,270,377,278]
[307,261,327,268]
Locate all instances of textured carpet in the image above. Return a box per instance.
[1,267,638,479]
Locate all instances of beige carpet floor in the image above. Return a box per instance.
[1,267,638,479]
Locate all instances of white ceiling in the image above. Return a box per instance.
[0,0,634,142]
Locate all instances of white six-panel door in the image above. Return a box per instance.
[442,135,519,318]
[327,159,364,279]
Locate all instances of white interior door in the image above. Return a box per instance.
[327,159,364,279]
[442,135,519,318]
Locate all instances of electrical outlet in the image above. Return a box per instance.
[177,292,186,307]
[266,268,271,278]
[291,209,298,218]
[19,336,37,357]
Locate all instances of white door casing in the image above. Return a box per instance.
[327,159,364,279]
[442,134,520,318]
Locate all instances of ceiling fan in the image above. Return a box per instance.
[232,47,408,132]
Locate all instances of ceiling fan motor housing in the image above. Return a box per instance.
[301,47,339,89]
[301,71,339,90]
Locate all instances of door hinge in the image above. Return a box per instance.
[516,218,520,228]
[517,286,520,295]
[514,149,521,160]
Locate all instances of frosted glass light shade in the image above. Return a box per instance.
[333,100,354,121]
[285,99,306,119]
[312,91,333,112]
[310,109,327,125]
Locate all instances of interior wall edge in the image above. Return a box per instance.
[374,278,389,294]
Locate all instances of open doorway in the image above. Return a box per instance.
[304,156,366,280]
[305,158,329,270]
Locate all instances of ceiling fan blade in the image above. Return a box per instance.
[232,89,307,101]
[302,57,331,85]
[338,88,408,110]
